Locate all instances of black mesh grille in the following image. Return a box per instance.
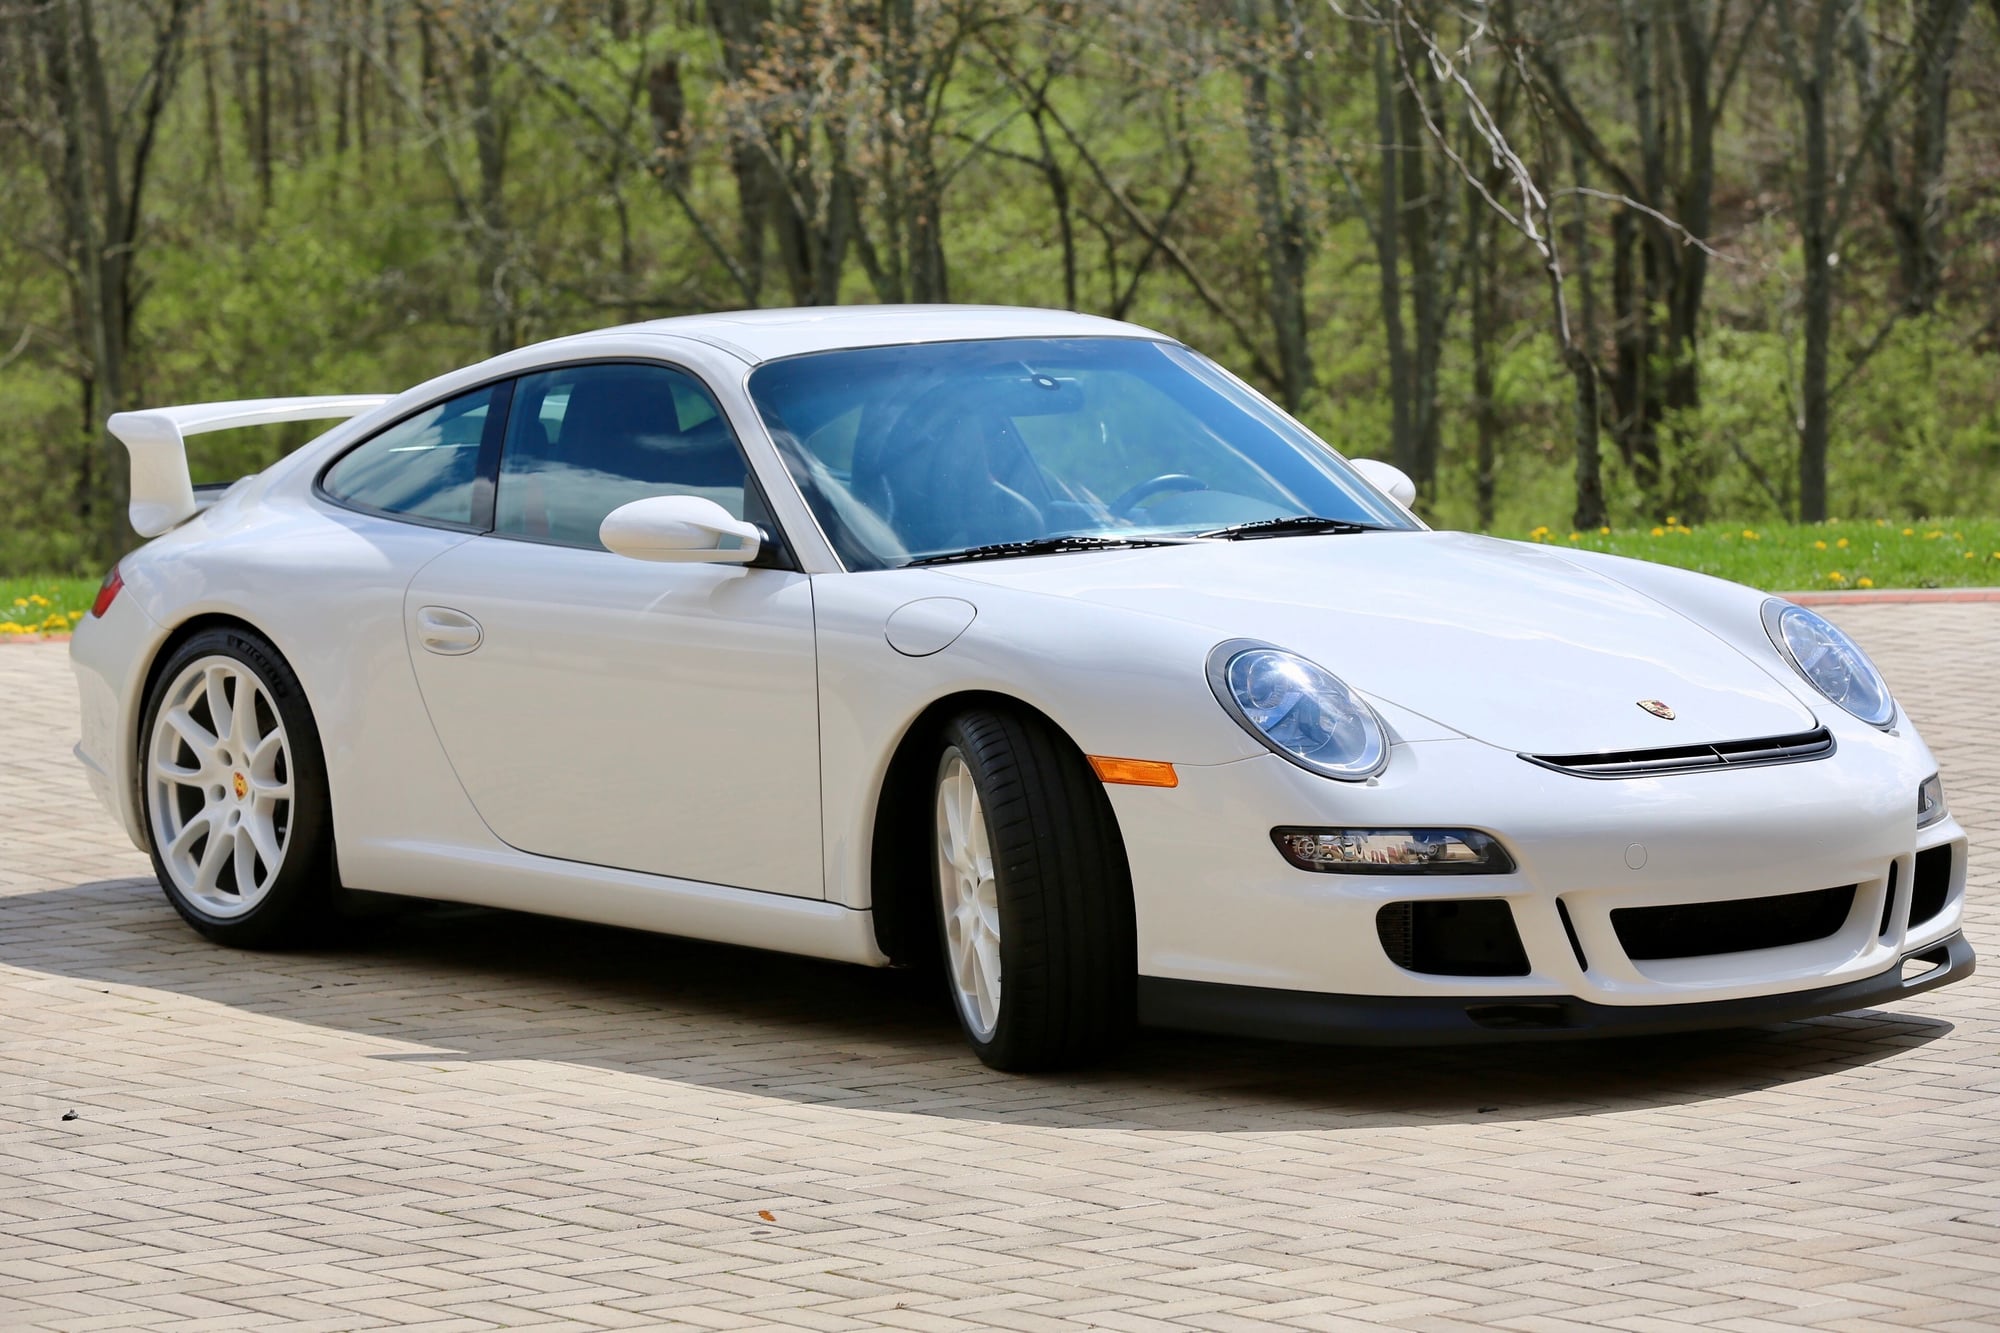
[1524,728,1833,779]
[1612,885,1855,961]
[1376,900,1531,977]
[1911,845,1953,925]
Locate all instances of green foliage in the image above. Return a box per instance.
[1,1,1996,576]
[0,577,97,637]
[1514,518,2000,591]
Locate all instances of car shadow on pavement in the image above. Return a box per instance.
[5,877,1957,1132]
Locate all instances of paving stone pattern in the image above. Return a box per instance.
[1,606,1995,1330]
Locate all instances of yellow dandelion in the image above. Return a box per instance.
[1599,526,1611,535]
[1650,526,1665,537]
[10,598,25,609]
[1665,515,1679,526]
[1814,540,1827,550]
[1926,530,1943,539]
[1966,552,1977,560]
[27,594,48,607]
[1836,537,1848,549]
[0,623,23,634]
[67,609,83,621]
[1828,571,1847,582]
[1876,519,1888,526]
[1857,577,1875,588]
[1903,527,1915,536]
[1741,529,1760,540]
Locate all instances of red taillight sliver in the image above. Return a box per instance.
[89,565,124,618]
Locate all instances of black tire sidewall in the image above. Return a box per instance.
[138,627,336,947]
[931,709,1135,1070]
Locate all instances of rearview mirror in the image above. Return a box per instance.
[1350,457,1417,508]
[600,495,762,564]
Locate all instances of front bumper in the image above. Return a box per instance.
[1107,723,1971,1020]
[1140,930,1975,1044]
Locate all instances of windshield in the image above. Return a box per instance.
[746,337,1415,570]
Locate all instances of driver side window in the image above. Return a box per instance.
[494,363,754,550]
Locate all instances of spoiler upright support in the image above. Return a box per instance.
[107,395,397,537]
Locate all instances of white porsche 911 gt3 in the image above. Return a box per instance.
[72,306,1972,1069]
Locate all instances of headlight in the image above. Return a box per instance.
[1272,827,1514,874]
[1206,641,1387,779]
[1760,600,1896,728]
[1918,773,1947,828]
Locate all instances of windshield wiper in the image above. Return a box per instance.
[906,534,1202,566]
[1198,515,1387,540]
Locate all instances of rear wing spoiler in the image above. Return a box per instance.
[107,395,395,537]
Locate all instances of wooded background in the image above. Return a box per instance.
[3,0,1997,571]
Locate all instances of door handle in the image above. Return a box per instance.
[416,606,482,655]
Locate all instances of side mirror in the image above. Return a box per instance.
[1350,457,1417,508]
[600,495,762,564]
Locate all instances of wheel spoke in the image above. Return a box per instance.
[233,825,261,894]
[151,754,207,786]
[244,800,282,862]
[972,933,1002,1027]
[233,678,265,752]
[936,750,1003,1041]
[167,810,215,863]
[193,823,232,894]
[163,707,220,766]
[204,668,235,747]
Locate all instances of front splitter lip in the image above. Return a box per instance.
[1138,931,1975,1046]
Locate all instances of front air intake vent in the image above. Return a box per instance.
[1910,845,1953,926]
[1376,900,1531,977]
[1612,884,1855,961]
[1523,727,1834,779]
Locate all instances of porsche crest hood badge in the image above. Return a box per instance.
[1637,700,1676,720]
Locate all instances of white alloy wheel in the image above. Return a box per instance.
[936,746,1002,1040]
[146,655,295,919]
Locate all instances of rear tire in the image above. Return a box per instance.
[932,709,1135,1071]
[138,627,338,948]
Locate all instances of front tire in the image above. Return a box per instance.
[138,627,337,948]
[933,709,1135,1071]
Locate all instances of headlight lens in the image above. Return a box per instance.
[1918,773,1947,828]
[1760,600,1896,728]
[1207,642,1387,779]
[1272,827,1515,874]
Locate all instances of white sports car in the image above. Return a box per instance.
[72,306,1972,1069]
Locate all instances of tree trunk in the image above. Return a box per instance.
[1373,36,1413,473]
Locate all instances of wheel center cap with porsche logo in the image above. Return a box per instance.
[1637,699,1676,720]
[232,772,248,800]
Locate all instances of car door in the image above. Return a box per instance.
[403,360,824,899]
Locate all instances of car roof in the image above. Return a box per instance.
[538,305,1174,366]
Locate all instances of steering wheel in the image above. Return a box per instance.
[1108,473,1207,519]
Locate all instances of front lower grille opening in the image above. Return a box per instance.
[1376,900,1531,977]
[1612,885,1856,962]
[1879,861,1901,938]
[1910,845,1954,926]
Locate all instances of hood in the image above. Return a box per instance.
[939,531,1818,755]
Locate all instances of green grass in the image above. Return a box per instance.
[5,516,1998,631]
[1511,518,2000,592]
[1,576,98,637]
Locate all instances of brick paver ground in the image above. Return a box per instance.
[1,605,1995,1331]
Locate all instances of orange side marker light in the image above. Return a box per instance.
[1088,755,1179,788]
